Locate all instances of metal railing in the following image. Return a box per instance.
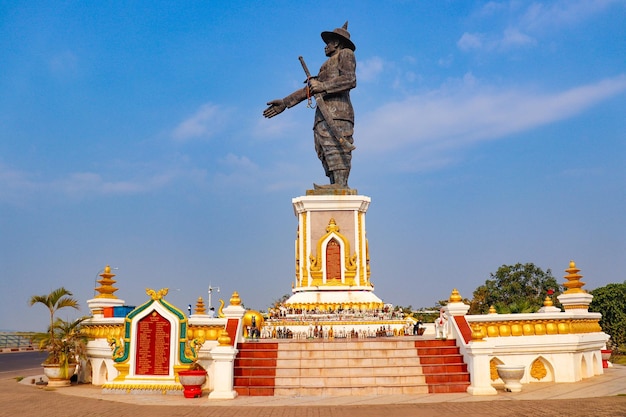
[0,332,36,349]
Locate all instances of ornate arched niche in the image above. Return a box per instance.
[530,356,554,382]
[309,218,357,286]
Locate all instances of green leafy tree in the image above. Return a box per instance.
[34,317,87,366]
[29,287,80,348]
[590,282,626,352]
[469,263,563,314]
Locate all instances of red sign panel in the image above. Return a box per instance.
[326,238,341,280]
[135,311,171,376]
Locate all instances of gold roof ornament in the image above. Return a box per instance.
[217,329,231,346]
[229,291,242,306]
[543,296,554,307]
[326,217,340,233]
[449,288,462,303]
[563,260,586,294]
[146,288,168,300]
[471,323,485,341]
[194,297,207,315]
[488,305,497,314]
[95,265,119,299]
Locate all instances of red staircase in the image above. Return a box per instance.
[233,342,278,396]
[234,338,471,396]
[414,339,470,393]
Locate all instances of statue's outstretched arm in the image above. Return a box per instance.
[263,87,308,118]
[263,99,286,118]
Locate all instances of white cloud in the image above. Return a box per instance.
[457,28,534,52]
[460,0,621,52]
[357,74,626,155]
[53,172,154,196]
[0,162,203,204]
[219,153,258,172]
[358,56,385,82]
[211,153,267,188]
[500,27,536,48]
[171,103,232,142]
[457,33,484,51]
[0,164,37,205]
[253,113,302,140]
[520,0,622,31]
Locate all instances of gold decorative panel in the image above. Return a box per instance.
[530,358,548,381]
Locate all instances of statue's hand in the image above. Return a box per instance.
[263,99,286,118]
[308,78,325,95]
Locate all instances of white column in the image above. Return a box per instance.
[465,340,498,396]
[208,345,238,399]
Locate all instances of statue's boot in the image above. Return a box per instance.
[313,170,349,190]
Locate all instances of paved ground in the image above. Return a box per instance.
[3,365,626,417]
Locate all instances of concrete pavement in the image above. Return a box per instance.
[2,365,626,417]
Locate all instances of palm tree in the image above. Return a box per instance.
[29,287,80,348]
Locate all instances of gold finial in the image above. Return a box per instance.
[217,329,231,346]
[230,291,242,306]
[471,323,485,341]
[543,296,554,307]
[194,297,206,315]
[449,288,462,303]
[326,218,340,233]
[95,265,119,299]
[488,305,497,314]
[563,260,586,294]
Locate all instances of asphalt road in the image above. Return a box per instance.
[0,351,46,379]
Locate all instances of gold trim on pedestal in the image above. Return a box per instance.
[81,323,125,339]
[489,358,502,381]
[471,317,602,337]
[563,304,592,310]
[295,225,301,286]
[187,325,227,341]
[358,212,364,285]
[113,363,130,380]
[530,358,548,380]
[302,212,308,286]
[102,382,183,393]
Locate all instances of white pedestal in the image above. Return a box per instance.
[292,194,371,289]
[208,345,238,400]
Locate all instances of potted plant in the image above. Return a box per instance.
[178,362,207,398]
[33,317,88,386]
[29,287,83,387]
[178,337,207,398]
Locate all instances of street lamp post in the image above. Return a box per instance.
[208,284,220,309]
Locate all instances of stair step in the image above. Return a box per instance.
[421,363,468,373]
[418,355,465,364]
[424,372,470,383]
[233,338,471,396]
[416,346,460,355]
[234,386,274,396]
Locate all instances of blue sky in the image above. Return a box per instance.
[1,1,625,331]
